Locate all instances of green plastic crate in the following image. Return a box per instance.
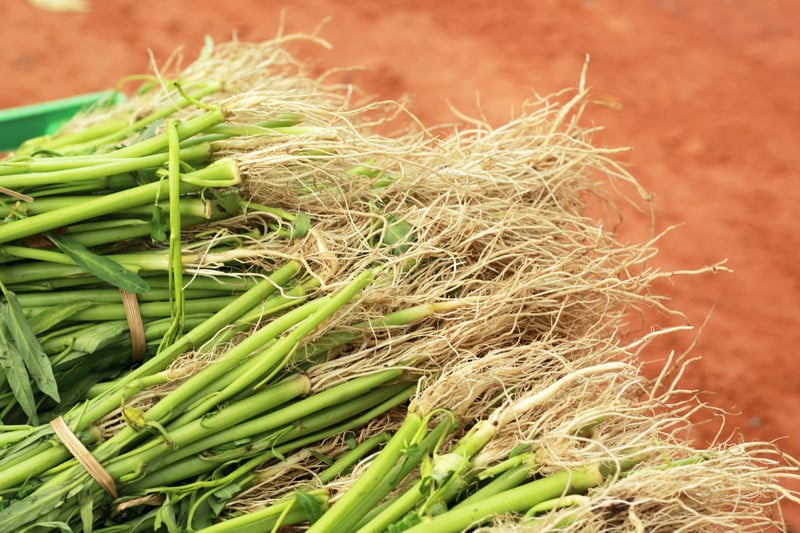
[0,90,124,152]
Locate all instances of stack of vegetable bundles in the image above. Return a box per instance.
[0,35,797,532]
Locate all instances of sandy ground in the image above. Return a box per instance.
[1,0,798,527]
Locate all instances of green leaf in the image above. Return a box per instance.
[206,482,245,517]
[3,291,60,403]
[310,450,335,467]
[16,477,43,499]
[47,233,150,294]
[154,498,179,533]
[0,305,39,425]
[51,350,90,368]
[72,321,130,353]
[150,204,167,244]
[21,521,73,533]
[295,490,324,524]
[27,301,94,335]
[211,190,243,217]
[508,443,530,458]
[382,215,415,254]
[79,486,94,533]
[1,427,53,468]
[290,211,310,239]
[388,512,422,532]
[0,479,83,531]
[136,118,163,143]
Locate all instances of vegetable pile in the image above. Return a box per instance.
[1,35,798,532]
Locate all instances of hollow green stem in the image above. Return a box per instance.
[61,218,192,249]
[113,369,404,483]
[15,286,241,307]
[158,118,185,351]
[194,490,329,533]
[26,173,139,197]
[453,462,532,511]
[0,143,211,179]
[0,245,75,265]
[355,417,462,533]
[179,269,375,420]
[318,432,390,485]
[104,108,225,160]
[29,296,237,322]
[294,300,465,369]
[307,412,424,533]
[355,478,425,533]
[55,83,223,156]
[0,142,212,190]
[401,466,604,533]
[1,191,237,220]
[0,265,300,491]
[203,117,307,138]
[0,244,253,285]
[15,116,129,155]
[132,382,415,490]
[133,296,325,434]
[108,374,315,476]
[0,158,238,245]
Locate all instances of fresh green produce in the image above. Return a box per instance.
[0,35,797,533]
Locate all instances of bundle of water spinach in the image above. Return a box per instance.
[0,37,449,531]
[1,35,797,533]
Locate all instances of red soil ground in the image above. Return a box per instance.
[2,0,798,527]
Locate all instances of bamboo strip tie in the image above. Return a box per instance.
[49,416,119,499]
[120,288,146,362]
[114,494,165,515]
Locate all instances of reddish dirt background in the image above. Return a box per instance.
[2,0,799,527]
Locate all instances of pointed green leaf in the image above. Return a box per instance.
[294,490,325,524]
[23,521,72,532]
[206,482,245,517]
[79,487,94,533]
[154,497,179,533]
[150,204,167,244]
[382,216,415,255]
[4,291,60,403]
[290,211,310,239]
[72,321,130,353]
[310,450,335,467]
[0,312,39,424]
[47,233,150,294]
[136,118,163,142]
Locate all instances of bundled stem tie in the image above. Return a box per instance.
[120,288,147,362]
[49,416,119,499]
[0,186,32,203]
[113,494,166,516]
